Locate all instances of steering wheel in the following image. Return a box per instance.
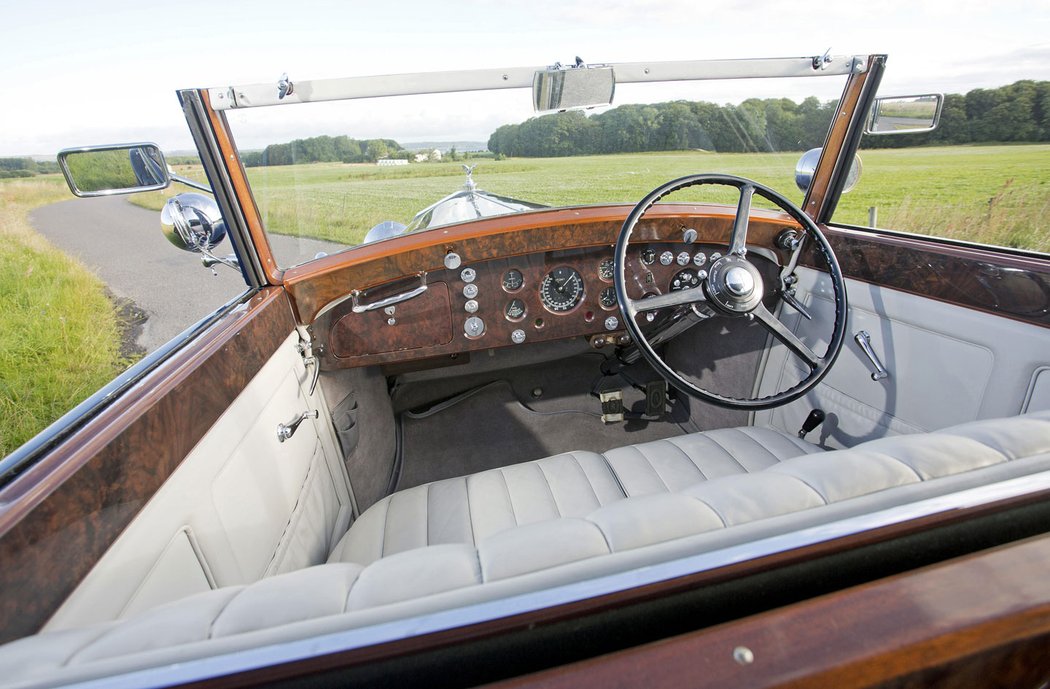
[613,174,848,410]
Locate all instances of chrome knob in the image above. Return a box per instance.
[724,267,754,297]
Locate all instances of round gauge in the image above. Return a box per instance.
[502,269,524,292]
[505,298,527,321]
[670,269,702,291]
[640,248,656,265]
[598,258,615,282]
[599,286,617,310]
[540,266,584,313]
[660,251,674,266]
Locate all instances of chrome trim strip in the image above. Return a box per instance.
[207,56,868,110]
[60,468,1050,689]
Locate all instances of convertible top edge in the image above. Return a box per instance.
[206,55,870,110]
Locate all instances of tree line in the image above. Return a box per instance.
[0,158,59,179]
[486,80,1050,157]
[241,135,406,167]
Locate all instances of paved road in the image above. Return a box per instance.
[31,196,342,353]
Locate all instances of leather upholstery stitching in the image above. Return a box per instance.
[732,427,782,465]
[664,438,708,481]
[568,453,604,507]
[498,469,519,527]
[634,445,672,493]
[692,433,744,474]
[595,452,629,499]
[535,463,562,517]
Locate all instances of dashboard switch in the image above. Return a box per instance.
[511,329,526,344]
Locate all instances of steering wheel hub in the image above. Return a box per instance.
[706,255,764,314]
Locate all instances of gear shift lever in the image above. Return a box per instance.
[798,409,826,439]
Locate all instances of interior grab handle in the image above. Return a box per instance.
[352,272,427,314]
[277,410,319,443]
[854,330,889,381]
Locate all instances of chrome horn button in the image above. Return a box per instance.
[705,255,764,314]
[724,266,755,297]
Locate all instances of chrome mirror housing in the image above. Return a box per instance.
[58,143,170,197]
[794,147,862,194]
[533,61,615,112]
[161,193,227,252]
[865,94,943,135]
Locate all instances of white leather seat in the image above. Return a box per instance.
[4,413,1050,688]
[329,427,822,566]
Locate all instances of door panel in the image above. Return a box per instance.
[44,331,353,631]
[0,289,297,643]
[756,268,1050,448]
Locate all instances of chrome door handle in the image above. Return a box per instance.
[854,331,889,381]
[277,410,318,442]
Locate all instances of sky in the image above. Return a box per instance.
[3,0,1050,157]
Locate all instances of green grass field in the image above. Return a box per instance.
[132,144,1049,255]
[0,176,127,456]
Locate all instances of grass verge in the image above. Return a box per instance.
[0,176,128,457]
[133,145,1049,255]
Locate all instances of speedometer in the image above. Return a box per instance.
[540,266,584,313]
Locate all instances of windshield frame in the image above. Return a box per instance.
[182,54,883,286]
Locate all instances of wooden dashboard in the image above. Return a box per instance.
[288,205,800,370]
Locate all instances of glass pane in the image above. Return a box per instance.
[836,83,1050,254]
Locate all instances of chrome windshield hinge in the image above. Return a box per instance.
[295,335,320,397]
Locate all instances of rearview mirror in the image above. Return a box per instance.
[865,94,943,135]
[533,64,615,112]
[58,143,170,197]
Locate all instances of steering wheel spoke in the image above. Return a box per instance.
[752,302,822,370]
[728,184,754,257]
[625,286,706,316]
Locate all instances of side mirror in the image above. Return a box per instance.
[533,63,615,112]
[58,143,170,197]
[161,193,226,252]
[865,94,943,135]
[794,147,863,193]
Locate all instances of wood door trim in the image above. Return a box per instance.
[0,288,296,643]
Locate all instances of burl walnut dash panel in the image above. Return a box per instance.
[284,205,799,325]
[0,288,296,644]
[331,281,453,359]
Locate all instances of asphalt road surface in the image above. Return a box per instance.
[31,196,342,353]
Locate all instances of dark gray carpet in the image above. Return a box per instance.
[396,380,687,490]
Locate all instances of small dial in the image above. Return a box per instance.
[460,267,476,283]
[463,283,478,299]
[511,329,526,344]
[540,266,584,313]
[464,299,479,313]
[693,252,707,267]
[598,258,615,282]
[599,286,617,310]
[659,251,674,266]
[505,298,527,321]
[670,269,703,291]
[677,251,691,266]
[502,269,524,292]
[640,248,656,265]
[604,316,619,331]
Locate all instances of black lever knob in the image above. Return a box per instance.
[798,409,826,439]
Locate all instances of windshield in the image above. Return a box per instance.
[220,68,852,267]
